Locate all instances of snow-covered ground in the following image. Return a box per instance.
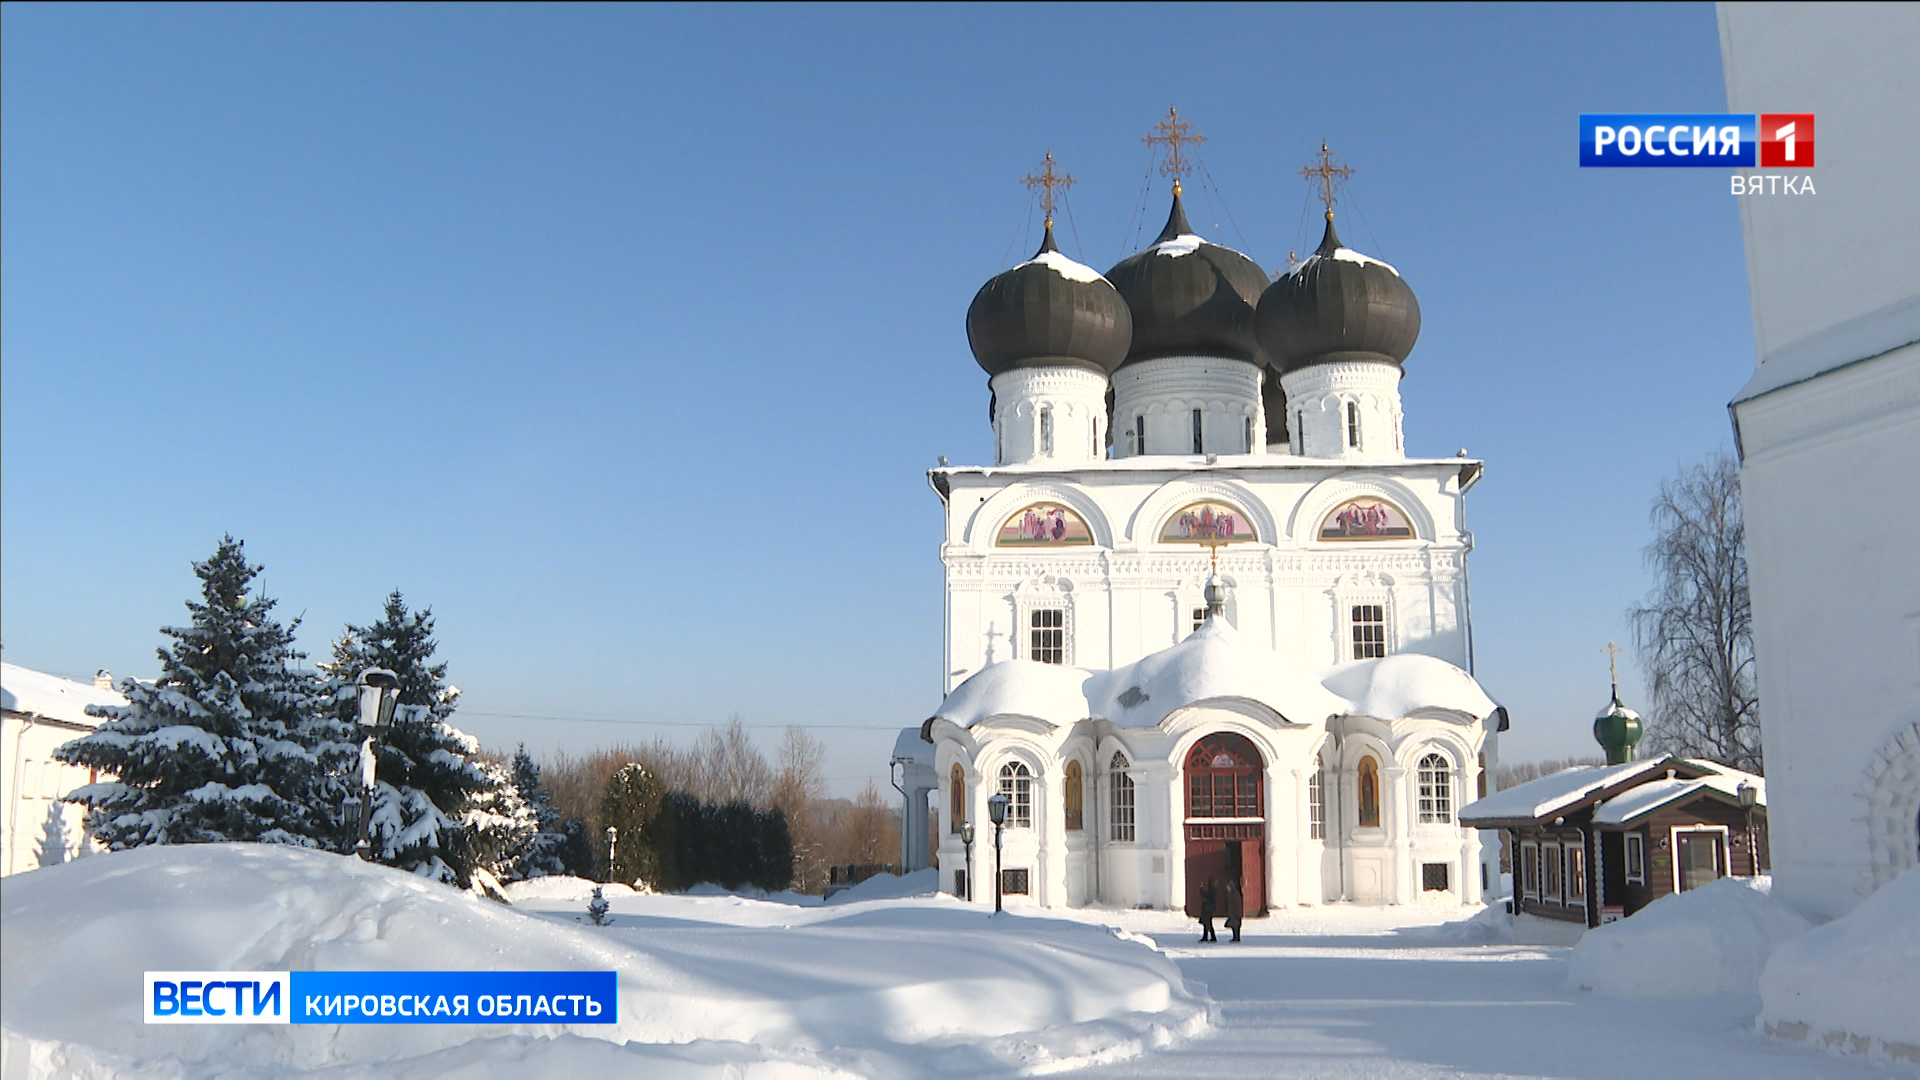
[3,846,1912,1078]
[1,846,1203,1078]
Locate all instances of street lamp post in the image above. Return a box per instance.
[960,822,976,902]
[1737,781,1759,874]
[352,668,402,859]
[987,792,1009,914]
[606,826,619,884]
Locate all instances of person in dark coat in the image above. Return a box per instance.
[1197,878,1219,942]
[1223,876,1244,942]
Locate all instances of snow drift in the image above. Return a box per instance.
[1,845,1206,1078]
[1565,876,1810,998]
[1759,865,1920,1061]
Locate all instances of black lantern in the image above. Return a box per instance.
[960,822,976,902]
[355,668,402,732]
[986,792,1010,913]
[606,826,619,884]
[350,668,403,857]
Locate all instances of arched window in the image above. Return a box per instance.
[1358,755,1381,828]
[1184,732,1263,819]
[1191,408,1204,453]
[1109,752,1135,841]
[1346,401,1360,448]
[1417,753,1453,824]
[998,761,1033,828]
[1308,763,1326,840]
[1063,760,1084,831]
[950,763,965,834]
[1039,406,1054,456]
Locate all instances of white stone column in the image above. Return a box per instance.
[1386,765,1412,904]
[1456,764,1482,903]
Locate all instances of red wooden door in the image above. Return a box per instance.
[1183,732,1266,915]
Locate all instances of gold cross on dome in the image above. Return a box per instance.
[1299,141,1355,221]
[1603,641,1623,693]
[1020,151,1076,230]
[1144,106,1206,195]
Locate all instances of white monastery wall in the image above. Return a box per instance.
[1721,1,1920,920]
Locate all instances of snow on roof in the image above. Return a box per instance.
[1592,763,1765,825]
[1320,653,1497,722]
[1152,233,1204,258]
[930,659,1092,729]
[1085,619,1347,729]
[0,662,123,727]
[891,727,935,765]
[1017,248,1108,284]
[1457,757,1675,824]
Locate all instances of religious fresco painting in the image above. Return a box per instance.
[996,503,1094,547]
[1358,756,1381,827]
[1318,497,1415,541]
[1160,501,1258,545]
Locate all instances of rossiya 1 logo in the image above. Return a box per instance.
[1579,113,1815,195]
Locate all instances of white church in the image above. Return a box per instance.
[895,139,1508,914]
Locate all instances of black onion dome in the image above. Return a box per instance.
[1104,192,1268,366]
[967,225,1132,377]
[1256,216,1421,374]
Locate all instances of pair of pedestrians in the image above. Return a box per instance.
[1196,877,1242,943]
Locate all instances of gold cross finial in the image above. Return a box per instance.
[1603,641,1623,695]
[1020,151,1076,230]
[1144,106,1206,196]
[1299,141,1355,221]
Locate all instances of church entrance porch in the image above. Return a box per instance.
[1182,732,1267,916]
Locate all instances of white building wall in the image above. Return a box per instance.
[1279,362,1406,460]
[1721,1,1920,920]
[991,367,1110,466]
[1112,356,1265,458]
[2,664,121,876]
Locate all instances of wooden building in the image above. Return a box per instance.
[1460,754,1767,927]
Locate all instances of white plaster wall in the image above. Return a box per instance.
[2,717,98,876]
[1112,356,1265,458]
[1721,1,1920,919]
[1734,347,1920,918]
[1279,362,1406,461]
[991,367,1110,466]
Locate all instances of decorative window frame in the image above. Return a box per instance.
[1012,578,1076,666]
[1521,841,1540,898]
[1624,831,1646,885]
[1331,573,1398,664]
[998,760,1036,829]
[1415,752,1454,825]
[1543,842,1563,903]
[1668,824,1731,894]
[1108,751,1137,843]
[1566,844,1586,902]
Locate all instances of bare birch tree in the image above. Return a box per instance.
[1628,452,1762,773]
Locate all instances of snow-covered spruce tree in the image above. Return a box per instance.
[508,745,569,880]
[600,763,664,886]
[324,591,530,886]
[56,537,357,849]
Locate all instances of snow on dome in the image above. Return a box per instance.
[1595,698,1641,721]
[1151,233,1204,258]
[931,659,1093,730]
[1320,653,1497,721]
[1329,247,1400,276]
[1458,757,1675,824]
[1017,248,1108,283]
[1084,619,1346,729]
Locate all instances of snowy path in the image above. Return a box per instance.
[1057,914,1900,1079]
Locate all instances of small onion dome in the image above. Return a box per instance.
[1104,192,1268,367]
[1256,216,1421,374]
[967,224,1132,377]
[1593,694,1645,766]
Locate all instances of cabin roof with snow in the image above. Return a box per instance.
[1457,754,1764,829]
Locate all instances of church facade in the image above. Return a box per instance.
[910,141,1506,912]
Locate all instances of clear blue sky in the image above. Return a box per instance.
[2,3,1753,794]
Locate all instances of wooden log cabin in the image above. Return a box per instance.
[1457,693,1767,928]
